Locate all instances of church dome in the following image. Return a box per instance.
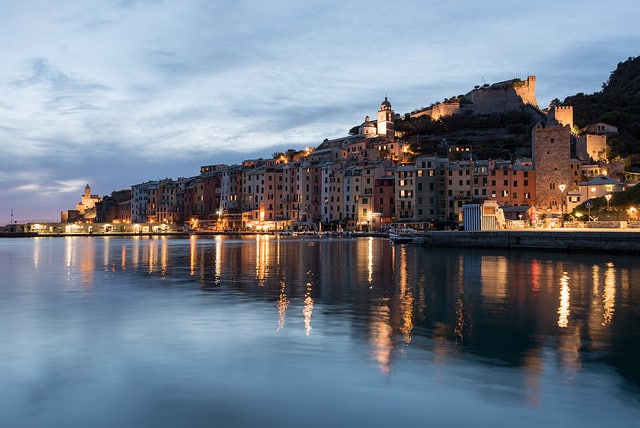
[380,97,392,110]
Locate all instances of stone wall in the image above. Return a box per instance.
[423,230,640,253]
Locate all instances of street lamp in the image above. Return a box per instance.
[605,194,612,211]
[559,184,566,227]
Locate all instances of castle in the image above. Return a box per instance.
[409,76,539,120]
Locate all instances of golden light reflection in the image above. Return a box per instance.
[132,237,140,269]
[277,278,289,332]
[303,273,314,335]
[454,254,465,343]
[256,235,270,286]
[121,245,127,271]
[189,235,197,276]
[481,256,508,299]
[214,236,222,285]
[367,237,374,285]
[148,239,156,274]
[557,272,570,328]
[454,296,465,342]
[558,326,582,379]
[370,302,393,375]
[398,246,413,345]
[160,238,168,277]
[602,262,616,326]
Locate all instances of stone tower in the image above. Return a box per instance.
[376,97,395,138]
[548,106,574,132]
[532,123,572,213]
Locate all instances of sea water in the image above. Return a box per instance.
[0,235,638,428]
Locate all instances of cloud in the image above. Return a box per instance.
[1,0,640,220]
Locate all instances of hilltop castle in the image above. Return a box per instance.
[409,75,539,120]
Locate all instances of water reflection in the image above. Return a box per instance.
[24,236,640,395]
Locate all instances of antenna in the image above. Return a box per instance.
[10,207,13,224]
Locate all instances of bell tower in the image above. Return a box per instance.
[376,97,395,138]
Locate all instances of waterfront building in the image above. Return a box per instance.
[373,174,395,228]
[95,189,131,223]
[486,159,536,207]
[321,162,344,224]
[395,164,416,221]
[131,180,159,223]
[414,157,445,222]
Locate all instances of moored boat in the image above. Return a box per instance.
[388,228,425,244]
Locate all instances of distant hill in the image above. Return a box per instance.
[563,56,640,168]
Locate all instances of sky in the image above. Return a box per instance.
[1,0,639,223]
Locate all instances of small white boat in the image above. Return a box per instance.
[388,228,425,245]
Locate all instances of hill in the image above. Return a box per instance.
[395,56,640,165]
[563,56,640,168]
[395,108,539,160]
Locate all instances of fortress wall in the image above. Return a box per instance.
[430,103,461,120]
[549,105,574,129]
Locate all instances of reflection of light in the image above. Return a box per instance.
[530,259,540,293]
[190,235,197,276]
[160,238,168,277]
[454,297,464,342]
[148,240,155,273]
[277,278,289,332]
[132,237,140,269]
[303,274,314,335]
[121,245,127,271]
[557,272,570,328]
[215,235,222,285]
[367,237,373,285]
[481,256,508,298]
[103,236,110,270]
[65,236,75,270]
[558,326,582,379]
[33,237,41,268]
[398,246,413,345]
[256,235,269,286]
[370,301,393,375]
[603,262,616,326]
[522,349,543,407]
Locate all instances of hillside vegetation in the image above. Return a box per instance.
[396,56,640,167]
[564,56,640,168]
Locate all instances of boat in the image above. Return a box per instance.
[388,228,425,245]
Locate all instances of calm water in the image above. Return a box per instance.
[1,235,639,428]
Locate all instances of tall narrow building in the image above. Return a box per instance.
[532,123,572,214]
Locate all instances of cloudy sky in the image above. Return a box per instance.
[1,0,639,222]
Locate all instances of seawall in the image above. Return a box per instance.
[423,229,640,254]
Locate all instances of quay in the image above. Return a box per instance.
[422,229,640,253]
